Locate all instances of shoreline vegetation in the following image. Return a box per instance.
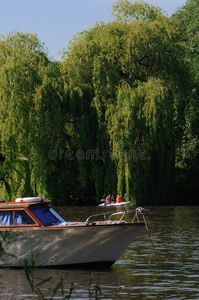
[0,0,198,206]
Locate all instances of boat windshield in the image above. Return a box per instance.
[49,208,66,223]
[29,204,63,226]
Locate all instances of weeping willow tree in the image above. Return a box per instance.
[62,0,189,204]
[0,32,69,202]
[172,0,199,202]
[0,1,191,204]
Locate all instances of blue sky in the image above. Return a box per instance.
[0,0,187,61]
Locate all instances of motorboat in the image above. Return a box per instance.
[98,201,131,207]
[0,197,148,268]
[99,193,131,207]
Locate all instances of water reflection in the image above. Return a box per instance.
[0,206,199,299]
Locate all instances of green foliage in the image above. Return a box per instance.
[19,252,103,299]
[61,0,189,204]
[173,0,199,81]
[88,272,102,299]
[172,0,199,202]
[111,0,166,22]
[107,79,176,204]
[0,32,70,203]
[0,0,196,205]
[0,157,28,200]
[19,251,74,299]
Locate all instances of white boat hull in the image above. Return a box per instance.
[99,202,131,207]
[0,223,144,267]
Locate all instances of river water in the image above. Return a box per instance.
[0,205,199,299]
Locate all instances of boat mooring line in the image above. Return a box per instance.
[138,208,161,269]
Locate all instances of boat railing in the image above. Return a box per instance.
[84,207,149,225]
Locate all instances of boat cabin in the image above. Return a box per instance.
[0,197,66,228]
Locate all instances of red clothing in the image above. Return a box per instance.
[116,195,122,202]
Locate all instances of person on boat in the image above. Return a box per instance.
[105,194,114,204]
[116,195,122,202]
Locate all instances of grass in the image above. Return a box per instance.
[19,251,102,299]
